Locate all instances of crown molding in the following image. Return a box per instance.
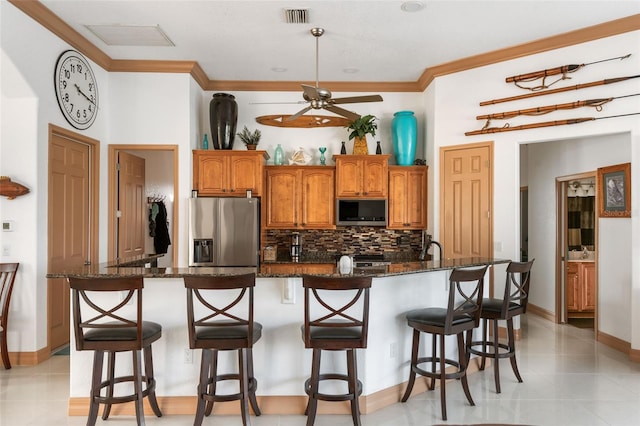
[9,1,639,93]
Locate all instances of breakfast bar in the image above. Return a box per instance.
[49,257,509,416]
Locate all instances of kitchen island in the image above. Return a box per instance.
[49,256,510,417]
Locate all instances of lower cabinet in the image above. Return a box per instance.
[566,261,595,316]
[264,166,335,229]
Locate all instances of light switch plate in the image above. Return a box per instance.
[2,220,14,232]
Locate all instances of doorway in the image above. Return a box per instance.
[556,172,597,331]
[47,124,99,354]
[108,145,178,267]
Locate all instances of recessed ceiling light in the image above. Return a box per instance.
[343,68,359,74]
[85,24,174,46]
[401,1,425,12]
[271,67,288,73]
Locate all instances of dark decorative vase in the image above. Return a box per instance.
[209,93,238,150]
[391,111,417,165]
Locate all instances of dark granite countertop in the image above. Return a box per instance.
[46,257,510,279]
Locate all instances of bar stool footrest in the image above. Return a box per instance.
[201,374,258,403]
[304,373,363,402]
[413,356,466,380]
[468,340,515,359]
[94,375,156,405]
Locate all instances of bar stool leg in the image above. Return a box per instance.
[102,351,116,420]
[492,319,501,393]
[87,350,104,426]
[144,346,162,417]
[458,333,474,406]
[346,349,361,426]
[507,318,523,383]
[438,334,447,421]
[479,318,488,370]
[132,350,145,426]
[238,348,251,426]
[305,348,321,426]
[204,349,218,416]
[401,329,420,402]
[194,349,212,426]
[246,348,261,415]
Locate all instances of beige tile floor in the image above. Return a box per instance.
[1,314,640,425]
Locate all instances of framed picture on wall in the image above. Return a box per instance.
[597,162,631,218]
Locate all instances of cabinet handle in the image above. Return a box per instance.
[363,192,368,195]
[222,189,227,192]
[230,189,235,192]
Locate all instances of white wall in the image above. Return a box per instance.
[429,31,640,347]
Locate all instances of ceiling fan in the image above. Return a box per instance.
[284,27,383,122]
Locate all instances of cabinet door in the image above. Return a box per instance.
[566,262,580,312]
[404,168,427,228]
[582,262,596,311]
[229,154,262,196]
[301,168,335,229]
[265,168,299,228]
[388,169,408,228]
[196,154,227,195]
[362,157,388,198]
[388,167,427,229]
[335,157,362,197]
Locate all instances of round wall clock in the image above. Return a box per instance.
[54,50,99,130]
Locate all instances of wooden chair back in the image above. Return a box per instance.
[446,266,489,334]
[183,273,257,350]
[68,276,145,352]
[302,275,372,350]
[0,263,19,333]
[501,260,535,316]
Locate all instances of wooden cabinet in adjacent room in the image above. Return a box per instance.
[192,150,267,196]
[264,166,335,229]
[334,155,390,198]
[566,261,595,317]
[388,166,428,229]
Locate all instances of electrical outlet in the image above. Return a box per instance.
[183,348,193,364]
[389,342,397,359]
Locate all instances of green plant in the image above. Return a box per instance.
[236,126,261,146]
[346,115,377,140]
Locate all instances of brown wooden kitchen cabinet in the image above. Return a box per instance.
[334,155,390,198]
[192,150,267,196]
[264,166,335,229]
[388,166,428,229]
[566,261,595,317]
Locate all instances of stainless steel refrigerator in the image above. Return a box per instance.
[189,197,260,267]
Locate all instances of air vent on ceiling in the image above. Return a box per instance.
[85,24,174,46]
[284,9,309,24]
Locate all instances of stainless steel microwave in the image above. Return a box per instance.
[336,199,387,226]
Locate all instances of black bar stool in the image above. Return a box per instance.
[467,260,534,393]
[68,276,163,426]
[0,262,19,369]
[184,273,261,426]
[301,275,372,426]
[401,266,488,421]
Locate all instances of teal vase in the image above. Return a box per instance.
[392,111,417,166]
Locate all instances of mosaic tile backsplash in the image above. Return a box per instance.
[264,227,423,262]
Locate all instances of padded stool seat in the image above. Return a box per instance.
[68,276,162,426]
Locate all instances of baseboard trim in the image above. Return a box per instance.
[68,360,489,416]
[527,304,555,322]
[8,347,50,366]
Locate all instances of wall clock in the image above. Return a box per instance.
[54,50,99,130]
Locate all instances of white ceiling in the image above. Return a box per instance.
[41,0,640,83]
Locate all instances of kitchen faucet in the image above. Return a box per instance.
[419,231,443,261]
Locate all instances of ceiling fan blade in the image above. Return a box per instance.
[324,105,361,121]
[250,100,309,105]
[330,94,384,105]
[301,84,320,100]
[285,105,313,122]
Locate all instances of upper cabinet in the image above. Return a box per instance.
[193,150,267,196]
[264,166,335,229]
[388,166,428,229]
[335,155,390,198]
